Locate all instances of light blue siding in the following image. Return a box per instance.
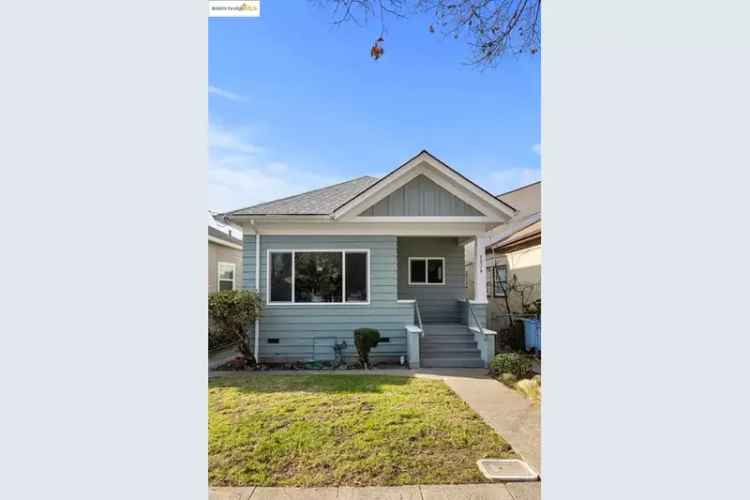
[360,175,485,216]
[249,235,413,363]
[397,237,467,323]
[242,235,257,290]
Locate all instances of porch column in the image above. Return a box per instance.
[473,234,488,304]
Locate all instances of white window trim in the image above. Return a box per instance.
[217,262,236,291]
[266,249,371,305]
[407,257,446,286]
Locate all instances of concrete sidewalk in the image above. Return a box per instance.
[210,483,540,500]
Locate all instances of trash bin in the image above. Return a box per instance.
[519,319,541,351]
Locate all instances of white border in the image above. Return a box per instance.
[266,249,371,305]
[217,261,235,291]
[407,257,446,285]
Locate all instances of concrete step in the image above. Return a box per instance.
[421,341,478,350]
[422,348,482,357]
[423,323,467,329]
[423,335,473,341]
[422,349,482,358]
[422,329,472,336]
[421,357,485,368]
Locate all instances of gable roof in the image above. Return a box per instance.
[224,150,516,221]
[334,150,516,216]
[226,176,379,216]
[497,180,540,217]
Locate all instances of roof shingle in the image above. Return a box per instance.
[227,176,379,216]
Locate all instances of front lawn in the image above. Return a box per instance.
[209,374,516,487]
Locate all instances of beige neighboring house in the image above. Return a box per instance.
[465,181,541,331]
[208,211,243,294]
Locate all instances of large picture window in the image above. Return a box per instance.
[268,249,369,304]
[408,257,445,285]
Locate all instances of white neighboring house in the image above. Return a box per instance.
[465,181,541,331]
[208,211,243,294]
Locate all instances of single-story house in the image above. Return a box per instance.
[208,211,243,294]
[465,181,541,332]
[221,150,519,368]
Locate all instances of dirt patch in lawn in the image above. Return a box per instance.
[209,374,516,487]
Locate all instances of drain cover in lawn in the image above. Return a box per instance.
[477,459,538,481]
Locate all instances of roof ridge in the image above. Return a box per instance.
[224,175,378,215]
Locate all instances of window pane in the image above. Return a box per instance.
[219,263,234,280]
[295,252,342,303]
[487,266,493,296]
[410,259,426,283]
[428,259,444,283]
[270,253,292,302]
[345,252,367,302]
[496,266,507,284]
[494,265,508,296]
[219,280,233,292]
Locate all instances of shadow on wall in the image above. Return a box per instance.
[487,264,541,332]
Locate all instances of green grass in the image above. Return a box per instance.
[209,374,516,487]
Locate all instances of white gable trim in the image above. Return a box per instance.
[239,220,499,236]
[333,151,515,222]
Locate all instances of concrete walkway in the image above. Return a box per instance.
[209,368,541,500]
[441,373,541,475]
[210,483,540,500]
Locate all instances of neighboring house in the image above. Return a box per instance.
[222,150,518,368]
[208,211,243,294]
[465,181,541,332]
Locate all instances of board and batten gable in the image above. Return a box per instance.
[359,174,485,217]
[397,237,466,323]
[243,235,413,363]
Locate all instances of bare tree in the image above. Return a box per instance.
[315,0,540,67]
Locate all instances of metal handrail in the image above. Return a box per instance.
[414,301,424,337]
[468,302,485,336]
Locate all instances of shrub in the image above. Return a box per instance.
[208,326,235,353]
[515,378,541,402]
[490,352,533,379]
[208,290,263,361]
[354,328,381,367]
[499,373,518,387]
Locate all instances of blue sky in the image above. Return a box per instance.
[209,2,540,212]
